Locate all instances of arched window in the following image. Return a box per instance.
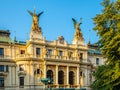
[58,70,64,84]
[69,71,74,85]
[47,70,53,84]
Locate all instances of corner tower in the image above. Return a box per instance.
[72,18,84,45]
[28,9,44,40]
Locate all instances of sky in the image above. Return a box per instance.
[0,0,103,44]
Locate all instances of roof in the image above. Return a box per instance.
[14,40,26,45]
[0,30,13,43]
[0,30,10,34]
[0,30,26,45]
[0,30,10,37]
[0,36,13,43]
[88,49,102,55]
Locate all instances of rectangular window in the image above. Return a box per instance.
[0,78,4,87]
[19,77,24,86]
[96,58,99,65]
[68,51,73,59]
[0,65,4,72]
[59,51,63,57]
[48,49,52,56]
[70,52,73,57]
[0,48,4,57]
[80,53,83,60]
[36,48,40,56]
[6,65,9,72]
[80,71,83,76]
[20,50,25,54]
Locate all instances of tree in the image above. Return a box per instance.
[91,0,120,89]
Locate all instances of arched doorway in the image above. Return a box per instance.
[58,70,64,84]
[47,70,53,84]
[69,71,74,85]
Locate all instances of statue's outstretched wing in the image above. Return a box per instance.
[37,11,44,18]
[28,10,34,16]
[78,18,82,26]
[78,22,82,27]
[72,18,76,29]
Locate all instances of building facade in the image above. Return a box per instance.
[0,10,105,89]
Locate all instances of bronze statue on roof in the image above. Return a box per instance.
[28,8,43,32]
[72,18,83,39]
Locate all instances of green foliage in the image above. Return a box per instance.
[91,0,120,89]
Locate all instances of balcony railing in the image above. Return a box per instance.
[0,55,12,59]
[44,55,78,61]
[0,71,8,76]
[16,54,90,64]
[18,70,26,76]
[16,54,42,58]
[0,55,13,61]
[16,54,32,58]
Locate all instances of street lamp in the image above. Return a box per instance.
[40,78,53,90]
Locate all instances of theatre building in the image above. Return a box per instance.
[0,10,105,89]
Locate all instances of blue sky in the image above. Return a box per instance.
[0,0,103,44]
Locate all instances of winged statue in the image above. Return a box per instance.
[72,18,82,30]
[72,18,83,39]
[28,10,44,31]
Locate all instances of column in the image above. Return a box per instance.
[25,64,30,86]
[84,68,88,86]
[15,65,19,87]
[55,65,58,85]
[9,46,11,58]
[12,66,16,85]
[30,64,34,86]
[13,46,15,59]
[66,66,69,85]
[77,67,80,86]
[9,66,12,86]
[43,64,46,78]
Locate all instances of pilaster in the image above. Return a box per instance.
[66,66,69,85]
[55,65,58,85]
[77,67,80,87]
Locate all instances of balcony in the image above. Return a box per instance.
[16,54,42,61]
[44,55,90,63]
[16,54,32,58]
[44,55,78,61]
[0,55,13,62]
[0,71,8,76]
[16,54,91,65]
[18,70,26,76]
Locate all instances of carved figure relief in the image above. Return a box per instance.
[58,36,64,44]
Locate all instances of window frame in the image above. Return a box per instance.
[96,58,99,65]
[36,48,40,57]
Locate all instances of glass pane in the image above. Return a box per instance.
[48,49,52,56]
[20,77,24,86]
[0,48,4,57]
[96,58,99,65]
[0,78,4,87]
[0,65,4,72]
[36,48,40,55]
[58,71,64,84]
[6,65,9,72]
[59,51,63,56]
[47,70,53,84]
[69,71,74,85]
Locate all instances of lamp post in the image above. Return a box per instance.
[40,78,53,90]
